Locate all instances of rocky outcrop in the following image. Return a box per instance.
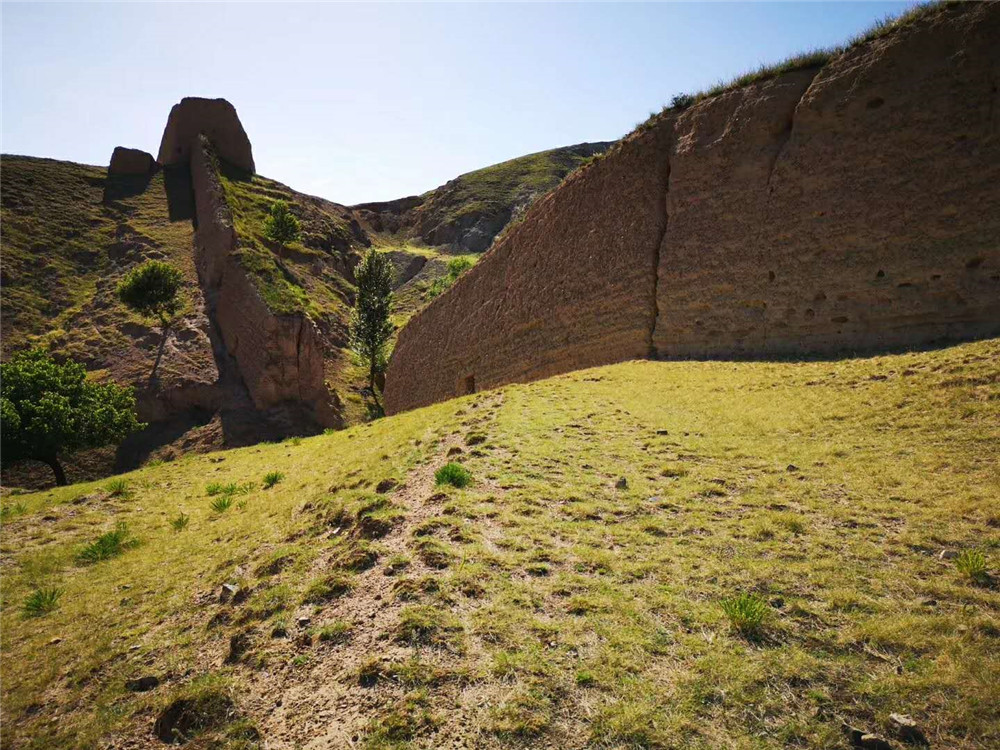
[385,2,1000,415]
[109,147,155,175]
[159,97,255,173]
[190,136,337,427]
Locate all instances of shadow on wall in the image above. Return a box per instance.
[163,165,196,222]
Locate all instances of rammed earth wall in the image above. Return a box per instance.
[190,136,337,427]
[385,2,1000,415]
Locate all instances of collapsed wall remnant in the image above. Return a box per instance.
[108,147,156,175]
[385,2,1000,415]
[158,97,256,173]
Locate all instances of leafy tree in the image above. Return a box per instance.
[349,249,395,414]
[117,260,183,379]
[1,349,143,486]
[117,260,183,327]
[264,200,301,246]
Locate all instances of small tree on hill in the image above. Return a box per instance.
[264,200,301,246]
[349,249,395,415]
[117,260,183,379]
[1,349,144,486]
[118,261,183,327]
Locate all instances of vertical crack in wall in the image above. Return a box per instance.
[647,140,672,359]
[766,67,823,189]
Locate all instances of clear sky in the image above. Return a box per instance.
[3,1,918,205]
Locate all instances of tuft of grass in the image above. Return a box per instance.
[105,478,132,498]
[435,462,472,488]
[207,481,256,497]
[22,587,63,618]
[76,522,138,564]
[0,501,28,521]
[316,620,353,644]
[170,513,190,532]
[263,471,285,489]
[395,605,464,651]
[956,549,988,582]
[720,592,769,636]
[302,575,353,604]
[210,495,235,514]
[363,689,438,746]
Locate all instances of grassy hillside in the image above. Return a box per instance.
[417,142,612,228]
[2,339,997,749]
[0,156,199,361]
[356,142,611,255]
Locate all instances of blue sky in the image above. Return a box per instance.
[2,2,917,204]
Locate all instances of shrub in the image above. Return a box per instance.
[77,522,138,564]
[263,471,284,489]
[670,93,695,110]
[170,513,190,532]
[956,549,988,582]
[435,462,471,488]
[22,587,63,617]
[426,256,474,300]
[720,592,768,636]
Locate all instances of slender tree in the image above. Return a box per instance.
[117,260,183,379]
[349,249,395,414]
[1,349,143,485]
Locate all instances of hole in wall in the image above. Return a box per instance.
[805,309,815,319]
[867,97,885,110]
[931,274,941,280]
[876,269,885,278]
[832,316,849,324]
[966,257,984,269]
[768,271,775,282]
[814,292,827,302]
[463,375,476,395]
[897,282,914,288]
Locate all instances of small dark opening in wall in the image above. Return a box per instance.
[464,375,476,395]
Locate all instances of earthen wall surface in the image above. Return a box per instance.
[385,2,1000,415]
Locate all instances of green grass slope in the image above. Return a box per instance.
[0,156,199,361]
[2,339,997,749]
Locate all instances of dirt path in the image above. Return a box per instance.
[244,394,504,749]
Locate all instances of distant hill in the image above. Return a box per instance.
[353,141,611,253]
